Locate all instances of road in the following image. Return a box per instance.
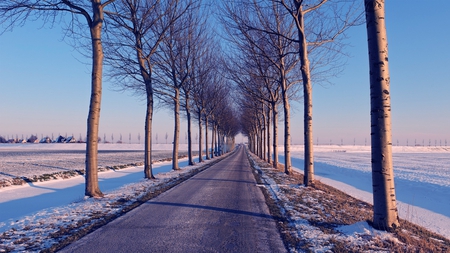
[60,145,287,252]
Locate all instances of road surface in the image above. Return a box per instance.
[60,145,287,252]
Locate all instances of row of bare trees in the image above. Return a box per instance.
[222,0,400,231]
[0,0,240,197]
[1,0,400,232]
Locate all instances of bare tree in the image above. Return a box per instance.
[0,0,115,197]
[106,0,188,178]
[222,0,300,173]
[275,0,362,186]
[154,1,199,170]
[364,0,399,231]
[190,49,220,162]
[179,6,210,166]
[190,42,218,162]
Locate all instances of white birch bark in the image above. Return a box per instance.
[365,0,400,230]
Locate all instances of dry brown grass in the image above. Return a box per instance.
[248,152,450,252]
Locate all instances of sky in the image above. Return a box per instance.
[1,1,449,146]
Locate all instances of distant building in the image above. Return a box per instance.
[39,137,52,143]
[65,136,77,143]
[55,136,66,143]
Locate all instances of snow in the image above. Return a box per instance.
[279,145,450,240]
[0,144,449,251]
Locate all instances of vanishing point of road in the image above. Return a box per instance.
[60,145,287,252]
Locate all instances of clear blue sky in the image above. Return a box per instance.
[1,1,449,145]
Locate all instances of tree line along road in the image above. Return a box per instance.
[60,145,287,252]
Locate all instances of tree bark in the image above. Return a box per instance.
[281,89,291,174]
[135,27,155,180]
[144,85,154,179]
[365,0,400,231]
[262,107,266,161]
[85,0,105,198]
[272,102,279,169]
[211,122,215,158]
[172,88,180,170]
[185,95,194,165]
[266,105,271,164]
[296,8,315,187]
[198,111,203,162]
[279,62,291,174]
[205,117,210,160]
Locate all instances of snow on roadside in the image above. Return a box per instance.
[282,145,450,240]
[0,157,218,252]
[247,151,402,252]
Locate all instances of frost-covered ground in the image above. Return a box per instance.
[0,144,449,251]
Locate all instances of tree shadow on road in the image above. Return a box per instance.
[147,201,274,219]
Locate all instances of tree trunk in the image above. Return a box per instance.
[172,88,180,170]
[198,111,203,163]
[211,122,215,158]
[259,126,263,159]
[297,9,315,187]
[205,117,210,160]
[85,1,105,198]
[144,86,155,179]
[365,0,400,231]
[262,108,266,161]
[281,89,291,174]
[135,30,154,179]
[214,126,220,156]
[185,95,194,165]
[272,102,278,169]
[267,106,271,164]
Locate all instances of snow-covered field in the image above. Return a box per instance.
[0,143,449,251]
[281,145,450,239]
[0,143,184,182]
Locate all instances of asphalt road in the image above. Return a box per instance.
[60,145,287,253]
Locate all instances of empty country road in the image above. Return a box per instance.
[60,145,287,253]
